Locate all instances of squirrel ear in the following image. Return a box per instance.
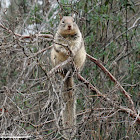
[59,13,63,20]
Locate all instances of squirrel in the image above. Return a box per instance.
[51,16,86,138]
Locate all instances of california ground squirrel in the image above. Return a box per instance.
[51,16,86,138]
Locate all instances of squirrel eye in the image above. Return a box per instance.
[62,20,65,24]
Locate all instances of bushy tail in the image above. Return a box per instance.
[62,76,76,138]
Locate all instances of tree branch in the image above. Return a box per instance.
[0,23,53,39]
[86,53,136,113]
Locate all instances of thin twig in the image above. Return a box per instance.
[48,57,72,76]
[0,23,53,39]
[86,53,136,113]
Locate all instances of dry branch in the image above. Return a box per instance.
[77,73,105,97]
[119,106,140,124]
[0,23,53,39]
[1,22,139,125]
[77,73,140,124]
[86,53,136,113]
[47,57,72,76]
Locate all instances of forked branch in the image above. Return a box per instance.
[86,53,136,113]
[0,23,139,124]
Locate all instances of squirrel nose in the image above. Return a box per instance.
[68,25,71,30]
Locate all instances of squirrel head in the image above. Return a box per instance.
[58,16,79,36]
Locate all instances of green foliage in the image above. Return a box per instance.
[29,4,43,24]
